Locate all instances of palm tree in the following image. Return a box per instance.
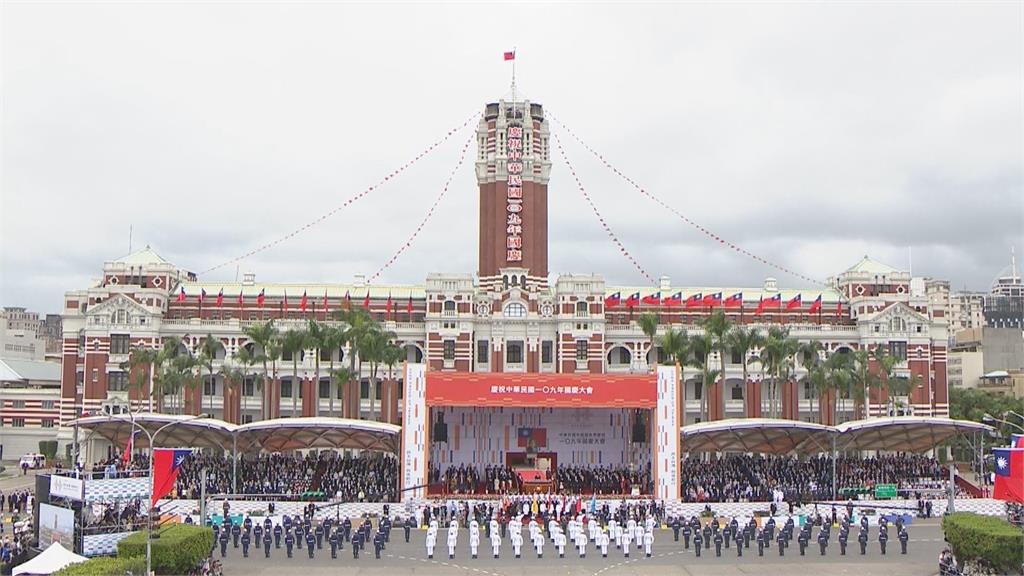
[887,372,921,416]
[725,326,764,417]
[700,310,732,419]
[320,325,345,417]
[306,319,328,417]
[197,334,224,415]
[637,312,659,370]
[826,350,855,424]
[243,319,278,419]
[760,327,799,418]
[358,327,391,421]
[658,327,690,423]
[870,346,897,417]
[218,361,246,423]
[233,345,259,422]
[336,308,372,418]
[798,341,824,419]
[688,333,715,422]
[849,348,877,419]
[330,366,358,418]
[381,342,405,422]
[121,345,160,411]
[281,328,308,417]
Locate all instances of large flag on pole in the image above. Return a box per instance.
[992,447,1024,502]
[504,50,516,61]
[1012,434,1024,448]
[151,448,192,505]
[121,431,137,467]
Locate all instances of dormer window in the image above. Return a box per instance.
[504,302,527,318]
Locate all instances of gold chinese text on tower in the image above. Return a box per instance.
[476,99,551,291]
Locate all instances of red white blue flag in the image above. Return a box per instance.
[151,448,192,505]
[992,447,1024,502]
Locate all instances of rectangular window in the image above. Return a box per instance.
[575,340,589,361]
[506,341,523,364]
[282,350,293,362]
[243,378,255,397]
[42,400,55,410]
[443,340,456,361]
[476,340,489,364]
[541,341,553,364]
[360,380,370,398]
[110,334,130,355]
[242,414,253,424]
[320,348,332,362]
[203,378,216,396]
[11,400,25,409]
[694,382,703,400]
[319,380,330,399]
[108,372,129,392]
[804,381,814,399]
[889,341,908,362]
[731,385,744,401]
[731,350,743,365]
[281,379,293,398]
[41,419,54,428]
[12,418,25,427]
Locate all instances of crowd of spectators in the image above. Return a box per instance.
[680,454,948,502]
[430,463,653,495]
[429,464,526,494]
[83,498,145,534]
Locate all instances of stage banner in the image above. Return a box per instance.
[655,365,680,501]
[425,372,657,408]
[50,475,84,501]
[401,363,427,502]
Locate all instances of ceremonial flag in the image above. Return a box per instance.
[808,294,823,314]
[198,288,206,305]
[516,427,547,448]
[283,291,289,312]
[703,292,722,308]
[177,287,186,302]
[300,291,308,312]
[344,290,351,309]
[786,294,802,310]
[121,430,137,467]
[756,294,782,315]
[642,292,661,305]
[625,292,641,308]
[363,292,370,309]
[836,300,844,317]
[386,293,393,319]
[663,292,683,307]
[684,293,703,309]
[216,289,224,307]
[237,290,244,306]
[724,293,743,308]
[1012,434,1024,448]
[504,50,516,61]
[407,295,414,314]
[151,448,192,505]
[323,291,329,313]
[992,447,1024,502]
[257,289,265,307]
[605,292,621,308]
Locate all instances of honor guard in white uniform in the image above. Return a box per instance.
[608,519,619,548]
[447,521,458,559]
[634,522,645,551]
[426,525,437,559]
[512,531,523,558]
[588,518,599,541]
[490,527,502,559]
[469,521,480,559]
[575,526,588,558]
[533,529,544,558]
[644,529,654,557]
[598,529,610,557]
[555,529,566,558]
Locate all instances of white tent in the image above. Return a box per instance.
[13,542,87,576]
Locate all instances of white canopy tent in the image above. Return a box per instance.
[12,542,87,575]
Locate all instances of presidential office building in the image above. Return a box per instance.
[53,96,951,455]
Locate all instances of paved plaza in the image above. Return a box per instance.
[220,521,948,576]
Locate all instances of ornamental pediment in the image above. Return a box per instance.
[86,294,152,318]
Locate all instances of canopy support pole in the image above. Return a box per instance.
[947,438,956,514]
[831,434,837,501]
[232,435,238,494]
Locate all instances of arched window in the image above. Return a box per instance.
[504,302,527,318]
[575,301,588,316]
[890,317,907,332]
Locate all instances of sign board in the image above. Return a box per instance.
[425,372,657,408]
[874,484,897,499]
[50,475,84,501]
[38,503,75,550]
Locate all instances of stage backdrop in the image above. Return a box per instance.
[429,406,647,471]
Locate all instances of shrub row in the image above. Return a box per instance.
[116,524,214,575]
[54,556,146,576]
[942,512,1023,574]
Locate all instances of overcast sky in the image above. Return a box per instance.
[2,2,1022,313]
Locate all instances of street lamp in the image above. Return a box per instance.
[982,413,1024,434]
[112,411,209,576]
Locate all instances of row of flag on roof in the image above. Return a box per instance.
[992,434,1024,503]
[175,287,414,314]
[603,292,842,315]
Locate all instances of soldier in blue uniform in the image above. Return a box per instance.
[735,529,743,557]
[241,529,251,558]
[231,521,241,548]
[329,529,339,559]
[878,525,888,555]
[295,525,305,552]
[713,530,723,557]
[263,529,272,558]
[306,530,316,558]
[374,529,385,559]
[857,527,868,555]
[671,517,680,542]
[264,517,272,534]
[285,530,295,558]
[682,522,691,549]
[273,523,283,548]
[756,529,765,556]
[838,524,849,555]
[404,516,414,543]
[722,523,731,549]
[817,527,828,555]
[243,515,252,533]
[343,517,352,542]
[702,523,712,550]
[381,516,392,543]
[315,522,325,549]
[284,515,293,532]
[693,530,703,557]
[352,529,362,559]
[898,526,909,554]
[776,529,786,556]
[219,526,230,558]
[253,524,263,548]
[797,526,809,556]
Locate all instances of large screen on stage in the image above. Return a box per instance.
[39,503,75,550]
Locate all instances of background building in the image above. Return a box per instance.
[0,358,61,459]
[1,307,55,361]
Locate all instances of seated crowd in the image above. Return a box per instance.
[430,463,653,495]
[680,454,948,502]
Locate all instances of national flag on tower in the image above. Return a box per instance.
[684,293,703,309]
[504,50,516,61]
[177,287,186,302]
[283,291,289,312]
[363,292,370,309]
[257,289,265,307]
[323,291,329,313]
[199,288,207,305]
[386,293,393,319]
[121,430,138,467]
[836,300,844,317]
[642,292,661,306]
[663,292,683,307]
[1012,434,1024,448]
[216,289,224,307]
[625,292,641,308]
[407,295,414,314]
[604,292,621,308]
[151,448,192,506]
[344,290,351,310]
[756,294,783,315]
[300,291,308,312]
[724,292,743,308]
[786,294,803,310]
[237,290,244,306]
[808,294,823,314]
[703,292,723,308]
[992,447,1024,502]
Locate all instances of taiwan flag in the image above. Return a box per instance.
[504,50,516,61]
[516,427,547,448]
[121,430,138,467]
[992,447,1024,502]
[386,293,393,318]
[756,294,782,315]
[786,294,802,310]
[257,289,265,307]
[604,292,621,308]
[808,294,823,314]
[724,293,743,308]
[323,291,329,313]
[625,292,641,308]
[151,448,193,505]
[363,292,370,309]
[663,292,683,307]
[703,292,722,308]
[1012,434,1024,448]
[684,293,703,309]
[237,290,244,306]
[642,292,661,306]
[176,287,186,302]
[344,290,351,310]
[300,291,308,312]
[216,289,224,307]
[407,295,414,314]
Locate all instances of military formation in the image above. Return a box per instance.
[207,504,911,565]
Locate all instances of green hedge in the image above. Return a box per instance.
[55,556,146,576]
[116,524,214,575]
[38,440,58,460]
[942,512,1023,573]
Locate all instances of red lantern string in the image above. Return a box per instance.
[553,132,656,286]
[549,113,826,287]
[368,131,475,284]
[201,111,481,275]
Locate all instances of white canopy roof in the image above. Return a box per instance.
[13,542,87,575]
[834,416,992,453]
[74,413,238,451]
